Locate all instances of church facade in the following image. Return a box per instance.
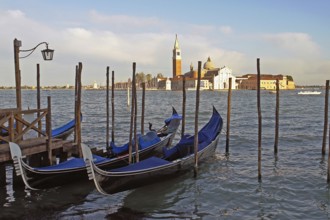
[169,35,236,91]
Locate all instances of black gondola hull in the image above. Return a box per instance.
[92,136,219,194]
[13,131,176,189]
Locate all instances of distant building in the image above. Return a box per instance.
[93,81,99,89]
[171,75,210,91]
[141,35,295,91]
[114,81,130,90]
[157,77,168,90]
[202,59,236,90]
[215,66,236,89]
[237,74,296,90]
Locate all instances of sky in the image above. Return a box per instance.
[0,0,329,86]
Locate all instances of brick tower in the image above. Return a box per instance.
[172,34,182,78]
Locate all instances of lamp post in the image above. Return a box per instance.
[13,38,54,110]
[13,38,54,140]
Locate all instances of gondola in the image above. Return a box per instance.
[9,108,181,189]
[82,106,223,195]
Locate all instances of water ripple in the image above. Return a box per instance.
[1,89,330,219]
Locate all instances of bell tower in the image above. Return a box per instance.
[172,34,182,78]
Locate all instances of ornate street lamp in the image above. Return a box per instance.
[41,45,55,61]
[13,38,55,110]
[18,40,55,61]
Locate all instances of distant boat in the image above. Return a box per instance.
[298,91,321,95]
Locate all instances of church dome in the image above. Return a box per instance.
[203,57,215,70]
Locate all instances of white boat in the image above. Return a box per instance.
[298,91,321,95]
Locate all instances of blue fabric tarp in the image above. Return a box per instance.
[111,131,161,155]
[139,131,161,149]
[163,108,222,159]
[111,142,129,155]
[51,118,75,137]
[33,155,110,171]
[164,113,182,125]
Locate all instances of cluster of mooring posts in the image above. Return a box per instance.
[105,63,138,163]
[244,59,330,182]
[105,61,203,168]
[257,58,330,183]
[0,57,86,187]
[224,58,329,183]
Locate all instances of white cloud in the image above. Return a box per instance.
[263,32,320,57]
[187,24,216,34]
[66,28,93,39]
[259,58,330,85]
[178,35,245,75]
[219,26,233,34]
[89,10,161,29]
[7,10,25,18]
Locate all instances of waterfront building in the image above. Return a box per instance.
[215,66,237,89]
[237,74,296,90]
[202,59,236,90]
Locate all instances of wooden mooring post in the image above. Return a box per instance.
[128,63,136,164]
[182,75,186,138]
[106,67,110,149]
[274,79,280,155]
[0,163,5,187]
[36,64,42,137]
[74,65,78,144]
[111,70,115,144]
[75,62,82,157]
[194,61,201,177]
[225,77,232,155]
[323,80,329,156]
[323,80,330,182]
[46,96,53,165]
[257,58,262,182]
[141,82,146,135]
[328,112,330,183]
[134,66,139,163]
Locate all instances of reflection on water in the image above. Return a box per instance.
[1,89,330,219]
